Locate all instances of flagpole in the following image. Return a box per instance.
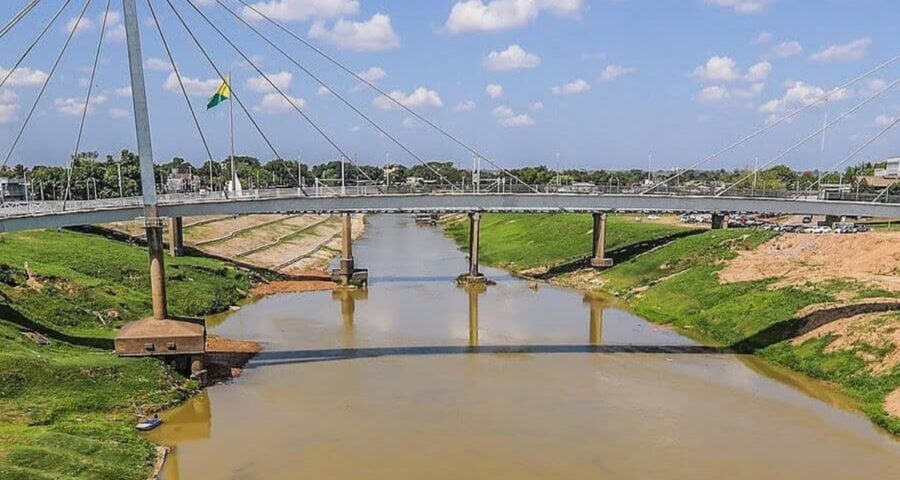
[229,72,236,194]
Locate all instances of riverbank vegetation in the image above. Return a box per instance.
[444,213,900,435]
[0,229,251,479]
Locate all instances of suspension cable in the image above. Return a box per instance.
[234,0,536,193]
[179,0,381,191]
[145,0,218,187]
[0,0,42,41]
[0,0,75,92]
[643,52,900,194]
[215,0,461,191]
[717,77,900,196]
[63,0,111,208]
[161,0,307,197]
[1,0,91,173]
[798,117,900,199]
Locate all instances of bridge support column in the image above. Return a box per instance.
[146,217,168,320]
[457,212,492,286]
[589,213,613,269]
[711,213,729,230]
[332,214,368,287]
[825,215,843,226]
[169,217,184,257]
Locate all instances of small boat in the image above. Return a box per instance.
[136,416,163,432]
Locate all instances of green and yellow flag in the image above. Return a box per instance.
[207,75,231,110]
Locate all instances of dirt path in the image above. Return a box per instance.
[720,232,900,292]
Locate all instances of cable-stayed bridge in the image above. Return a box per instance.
[1,0,898,368]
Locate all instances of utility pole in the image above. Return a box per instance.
[341,155,346,195]
[23,169,29,203]
[752,156,759,195]
[117,161,123,199]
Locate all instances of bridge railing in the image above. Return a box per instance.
[0,184,897,220]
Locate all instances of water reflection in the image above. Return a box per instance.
[332,287,368,345]
[465,283,486,347]
[583,292,605,346]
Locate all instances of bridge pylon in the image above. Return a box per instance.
[458,211,492,286]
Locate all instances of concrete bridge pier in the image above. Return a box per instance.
[589,212,614,269]
[332,213,368,287]
[458,212,491,285]
[169,216,184,257]
[711,213,729,230]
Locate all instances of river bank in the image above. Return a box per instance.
[0,229,263,479]
[443,213,900,435]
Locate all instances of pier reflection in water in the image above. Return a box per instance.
[150,215,900,480]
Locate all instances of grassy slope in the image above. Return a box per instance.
[444,213,691,270]
[445,214,900,435]
[0,230,251,479]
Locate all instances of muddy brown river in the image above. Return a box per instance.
[149,215,900,479]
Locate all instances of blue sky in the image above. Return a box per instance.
[0,0,898,173]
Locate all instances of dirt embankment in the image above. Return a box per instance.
[719,232,900,292]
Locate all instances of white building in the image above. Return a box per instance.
[874,156,900,179]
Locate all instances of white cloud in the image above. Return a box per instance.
[874,114,898,128]
[373,87,443,110]
[531,101,544,111]
[317,86,332,96]
[697,86,730,103]
[492,105,535,127]
[551,78,590,95]
[599,64,636,82]
[485,83,503,99]
[256,93,306,113]
[767,40,803,59]
[65,16,94,35]
[114,86,132,97]
[246,71,293,93]
[108,108,130,119]
[0,66,48,87]
[308,14,399,52]
[0,90,18,123]
[241,0,360,22]
[144,57,171,72]
[758,81,848,115]
[445,0,584,33]
[54,95,108,116]
[483,44,541,71]
[454,100,476,112]
[0,104,17,124]
[402,117,417,128]
[163,72,221,96]
[357,66,387,83]
[704,0,773,14]
[744,61,772,82]
[859,78,888,98]
[811,37,872,63]
[752,31,772,44]
[693,56,740,82]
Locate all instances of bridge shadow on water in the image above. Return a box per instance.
[247,344,733,368]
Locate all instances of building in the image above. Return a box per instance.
[165,167,201,193]
[0,177,26,201]
[874,156,900,179]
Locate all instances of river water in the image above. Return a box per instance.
[150,215,900,479]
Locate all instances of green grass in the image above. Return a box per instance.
[0,229,252,479]
[443,213,692,270]
[443,214,900,435]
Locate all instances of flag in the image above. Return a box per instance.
[207,76,231,110]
